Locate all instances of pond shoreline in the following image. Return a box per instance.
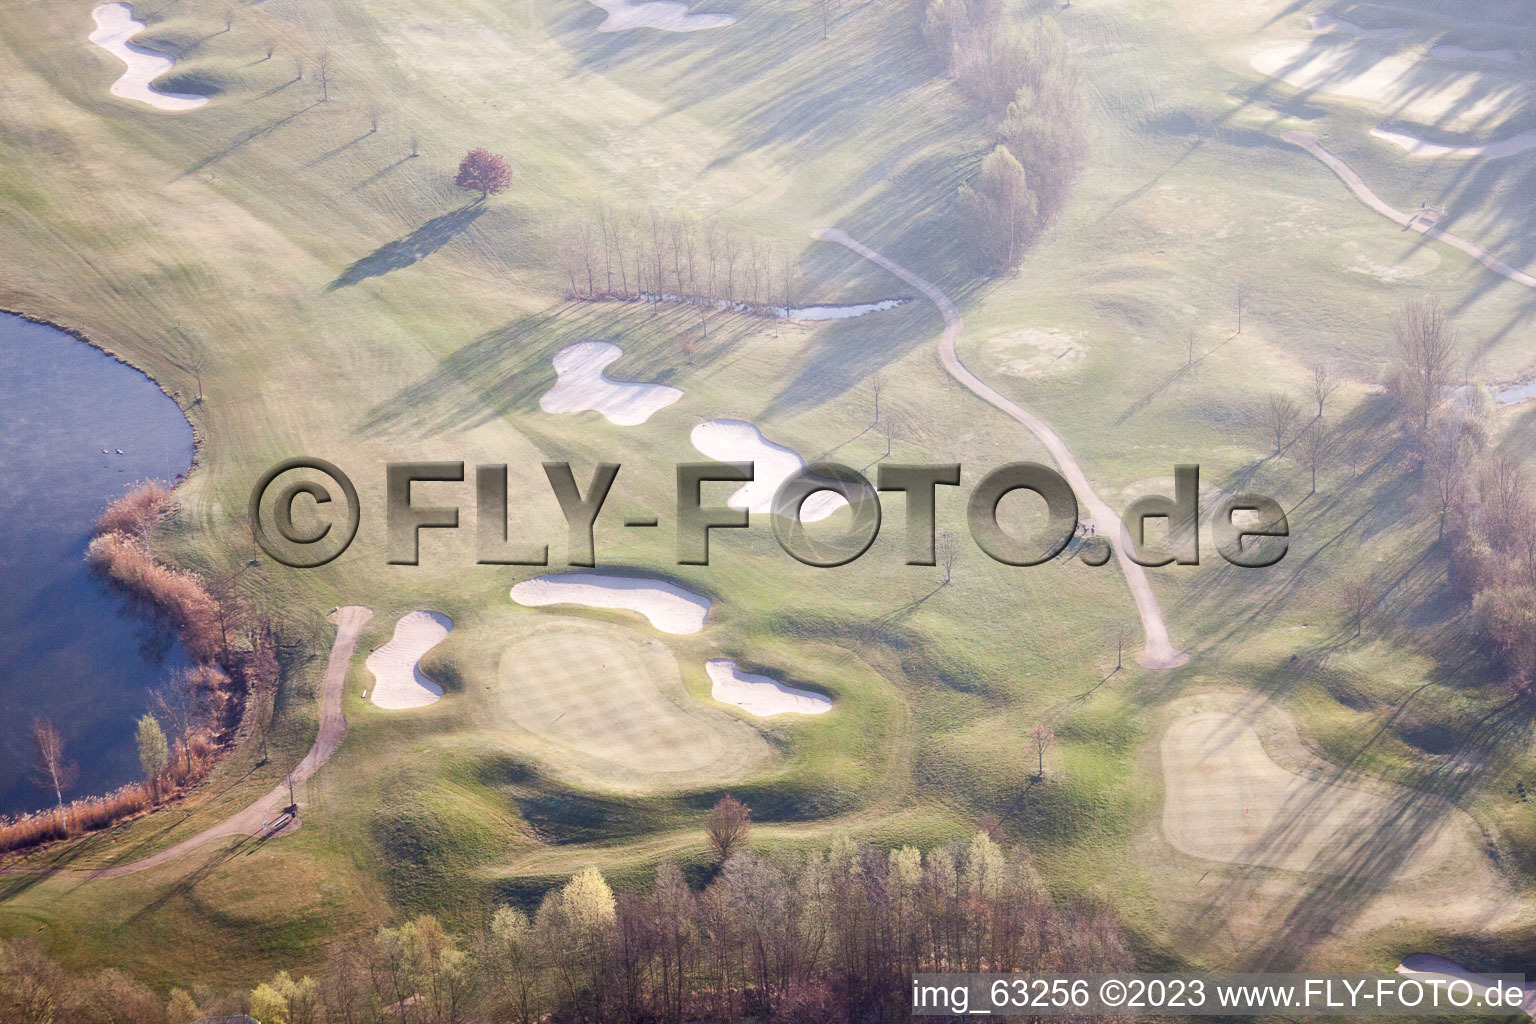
[0,307,224,845]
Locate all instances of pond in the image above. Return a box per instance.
[0,313,193,815]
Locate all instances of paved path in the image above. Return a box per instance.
[814,229,1187,668]
[1284,130,1536,290]
[2,606,373,879]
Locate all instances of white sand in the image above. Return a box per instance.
[1251,44,1524,132]
[705,659,832,717]
[689,419,853,522]
[88,4,209,111]
[365,611,452,709]
[540,341,683,425]
[511,573,710,634]
[1396,955,1536,1019]
[1428,44,1520,64]
[1370,125,1536,158]
[584,0,735,32]
[1307,12,1413,39]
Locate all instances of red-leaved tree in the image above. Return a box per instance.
[455,148,513,200]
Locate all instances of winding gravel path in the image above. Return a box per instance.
[813,229,1187,668]
[1284,130,1536,290]
[2,606,373,879]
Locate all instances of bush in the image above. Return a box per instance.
[95,481,169,537]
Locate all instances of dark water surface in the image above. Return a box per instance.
[0,313,193,816]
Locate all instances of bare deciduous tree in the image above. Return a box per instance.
[1308,361,1340,418]
[1426,442,1465,540]
[1338,574,1373,638]
[1298,420,1337,493]
[30,718,77,832]
[1262,391,1301,456]
[1029,722,1055,778]
[316,48,332,102]
[1393,298,1457,437]
[705,794,751,863]
[1107,620,1135,670]
[153,671,209,775]
[819,0,836,38]
[937,529,960,585]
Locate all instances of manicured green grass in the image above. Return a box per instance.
[0,0,1533,996]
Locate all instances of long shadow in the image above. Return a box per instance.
[327,204,485,290]
[350,156,415,193]
[308,130,372,167]
[178,101,319,179]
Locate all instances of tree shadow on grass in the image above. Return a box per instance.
[326,204,485,290]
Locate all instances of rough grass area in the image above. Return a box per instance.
[0,0,1533,999]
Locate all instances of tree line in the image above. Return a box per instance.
[0,482,286,854]
[1382,299,1536,694]
[924,0,1090,273]
[557,205,803,323]
[0,823,1131,1024]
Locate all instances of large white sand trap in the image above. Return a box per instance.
[1371,125,1536,158]
[705,659,832,717]
[1307,12,1412,39]
[1161,710,1481,877]
[1251,43,1525,132]
[365,611,452,709]
[1429,44,1520,65]
[88,4,209,111]
[511,573,709,634]
[690,419,853,522]
[1396,955,1536,1019]
[540,341,682,425]
[584,0,735,32]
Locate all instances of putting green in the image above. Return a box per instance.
[1161,705,1483,879]
[495,620,774,791]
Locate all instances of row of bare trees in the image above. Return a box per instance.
[0,829,1131,1024]
[1390,301,1536,691]
[558,204,803,320]
[925,3,1090,272]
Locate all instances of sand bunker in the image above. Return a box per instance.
[365,611,452,709]
[1161,710,1483,878]
[496,621,770,790]
[1396,955,1536,1018]
[1307,12,1412,39]
[88,3,209,111]
[690,419,851,522]
[1251,43,1525,132]
[705,659,832,717]
[511,573,709,634]
[584,0,735,32]
[1370,125,1536,158]
[540,341,682,425]
[1429,44,1520,64]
